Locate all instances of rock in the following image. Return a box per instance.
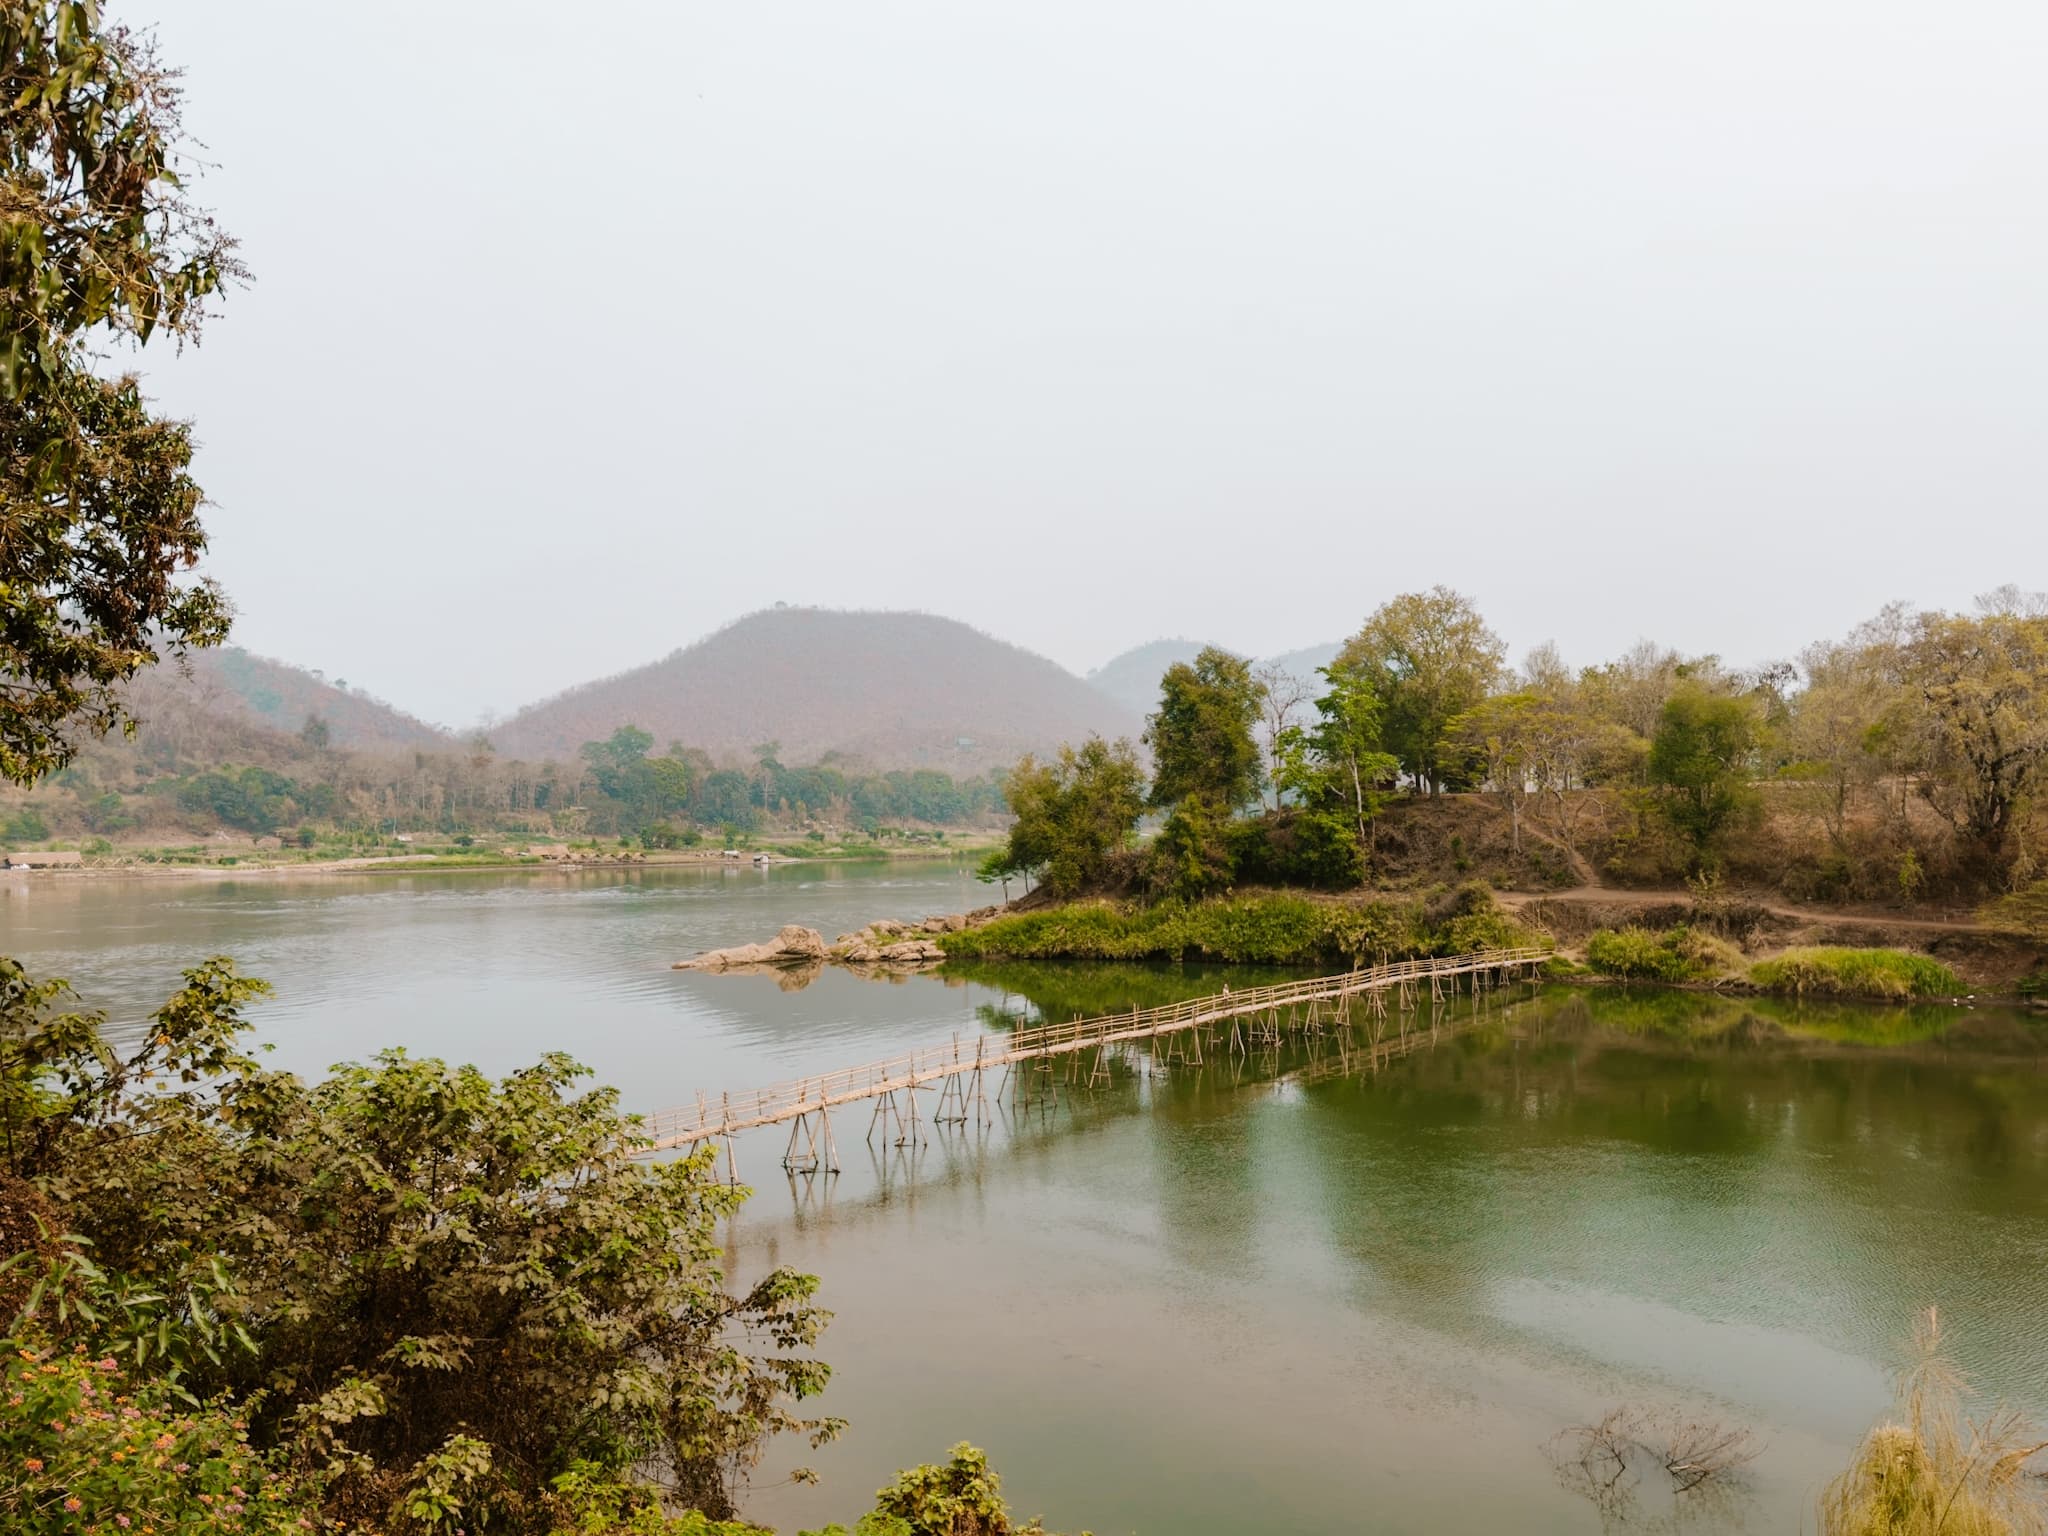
[965,906,1000,927]
[675,925,827,970]
[919,913,969,934]
[838,942,882,963]
[878,938,945,964]
[871,918,909,936]
[772,924,828,960]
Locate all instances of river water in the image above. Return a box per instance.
[6,863,2047,1535]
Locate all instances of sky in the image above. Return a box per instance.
[132,0,2047,729]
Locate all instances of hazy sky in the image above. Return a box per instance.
[135,0,2045,728]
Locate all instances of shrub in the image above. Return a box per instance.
[1585,925,1732,983]
[1749,948,1961,1000]
[0,1339,317,1536]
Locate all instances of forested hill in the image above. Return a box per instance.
[184,647,451,750]
[491,608,1143,773]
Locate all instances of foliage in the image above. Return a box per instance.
[1,0,243,783]
[544,1461,765,1535]
[1892,606,2048,871]
[1272,664,1400,883]
[1748,947,1961,1001]
[988,737,1144,898]
[1144,647,1263,812]
[1334,587,1505,794]
[1,957,841,1533]
[0,1338,318,1536]
[1982,879,2048,942]
[1821,1309,2048,1536]
[1584,926,1731,984]
[1647,683,1763,872]
[939,888,1538,965]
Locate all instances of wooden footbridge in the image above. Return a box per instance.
[643,946,1550,1175]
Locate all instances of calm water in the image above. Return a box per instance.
[6,864,2048,1535]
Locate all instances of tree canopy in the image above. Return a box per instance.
[2,2,245,784]
[1335,587,1505,794]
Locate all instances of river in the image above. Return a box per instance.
[6,862,2047,1534]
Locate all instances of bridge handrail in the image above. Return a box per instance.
[643,946,1549,1146]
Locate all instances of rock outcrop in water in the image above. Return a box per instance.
[673,908,1002,981]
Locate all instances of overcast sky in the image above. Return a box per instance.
[134,0,2046,728]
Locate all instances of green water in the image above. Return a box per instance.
[5,867,2047,1533]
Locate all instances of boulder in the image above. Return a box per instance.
[878,938,945,965]
[870,918,909,936]
[675,925,828,971]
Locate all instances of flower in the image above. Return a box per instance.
[64,1498,82,1512]
[154,1434,175,1450]
[24,1458,43,1472]
[117,1518,132,1529]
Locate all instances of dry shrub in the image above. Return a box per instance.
[1549,1403,1761,1527]
[1822,1309,2048,1536]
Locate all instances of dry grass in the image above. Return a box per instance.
[1822,1309,2048,1536]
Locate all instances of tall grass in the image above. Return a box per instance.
[938,889,1539,966]
[1749,947,1961,1001]
[1822,1309,2048,1536]
[1585,925,1738,983]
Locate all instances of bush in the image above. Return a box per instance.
[2,958,841,1534]
[1585,925,1733,983]
[940,890,1539,966]
[0,1339,317,1536]
[1749,947,1961,1000]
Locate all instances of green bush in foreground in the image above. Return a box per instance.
[0,1339,316,1536]
[939,888,1538,966]
[1749,947,1961,1000]
[1584,925,1733,983]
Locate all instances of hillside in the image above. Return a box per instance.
[1086,638,1346,717]
[1086,639,1215,715]
[492,608,1143,772]
[183,647,451,751]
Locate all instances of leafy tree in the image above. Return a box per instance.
[1334,587,1505,793]
[995,737,1144,897]
[1892,604,2048,874]
[1273,665,1400,883]
[1144,647,1263,811]
[2,2,244,784]
[1647,684,1762,872]
[2,957,842,1533]
[582,725,655,775]
[300,712,331,750]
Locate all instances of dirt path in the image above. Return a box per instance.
[1497,882,1998,936]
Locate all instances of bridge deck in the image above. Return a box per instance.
[643,946,1549,1151]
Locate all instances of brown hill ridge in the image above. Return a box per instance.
[491,608,1142,773]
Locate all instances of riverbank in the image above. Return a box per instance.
[935,887,2048,1004]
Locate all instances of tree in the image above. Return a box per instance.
[2,957,842,1531]
[1144,647,1263,811]
[1252,661,1311,811]
[1647,684,1762,871]
[1448,693,1539,852]
[1892,604,2048,876]
[300,712,331,751]
[1450,689,1635,859]
[1273,665,1400,885]
[1335,588,1505,793]
[2,3,244,784]
[994,736,1145,897]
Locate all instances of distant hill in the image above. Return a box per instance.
[1086,638,1347,717]
[1086,639,1217,716]
[491,608,1143,773]
[182,647,451,751]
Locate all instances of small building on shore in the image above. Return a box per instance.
[2,850,84,870]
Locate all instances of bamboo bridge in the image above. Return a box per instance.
[643,946,1550,1175]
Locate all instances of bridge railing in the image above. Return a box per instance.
[642,946,1549,1148]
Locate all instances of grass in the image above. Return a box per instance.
[1585,925,1740,984]
[937,887,1540,966]
[1749,947,1961,1001]
[1822,1309,2048,1536]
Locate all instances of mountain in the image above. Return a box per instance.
[1264,641,1343,688]
[180,647,451,751]
[1086,639,1217,716]
[1086,638,1348,717]
[491,608,1143,773]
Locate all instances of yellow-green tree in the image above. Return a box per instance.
[1335,587,1505,794]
